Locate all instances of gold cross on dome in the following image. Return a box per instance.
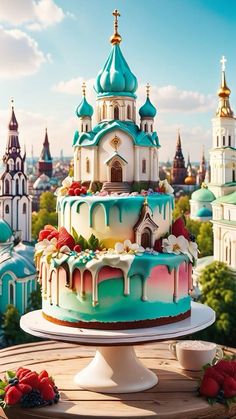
[82,81,86,96]
[146,83,150,98]
[220,55,227,72]
[112,9,120,34]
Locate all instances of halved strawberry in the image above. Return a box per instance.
[16,383,32,394]
[38,370,49,381]
[44,225,56,231]
[16,368,31,380]
[74,244,82,253]
[38,229,53,241]
[40,384,55,401]
[5,386,23,405]
[47,230,59,241]
[57,227,75,251]
[20,372,39,389]
[39,377,54,388]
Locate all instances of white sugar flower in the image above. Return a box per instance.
[114,239,145,255]
[188,241,199,262]
[162,234,192,259]
[62,176,73,188]
[159,179,174,194]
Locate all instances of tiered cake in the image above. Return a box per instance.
[35,10,197,329]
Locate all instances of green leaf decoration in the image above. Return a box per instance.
[72,227,79,244]
[46,253,53,264]
[0,389,5,397]
[0,380,7,390]
[5,370,15,380]
[87,234,100,251]
[76,235,88,251]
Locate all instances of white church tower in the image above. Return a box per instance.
[209,56,236,198]
[0,102,32,241]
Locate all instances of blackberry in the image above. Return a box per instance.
[189,234,196,242]
[21,389,44,408]
[9,378,19,386]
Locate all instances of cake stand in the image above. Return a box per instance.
[20,302,215,394]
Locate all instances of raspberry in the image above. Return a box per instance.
[74,188,82,196]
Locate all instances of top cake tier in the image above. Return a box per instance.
[57,193,173,249]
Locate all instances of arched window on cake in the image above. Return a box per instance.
[114,106,119,120]
[23,203,27,214]
[5,179,10,194]
[142,159,147,174]
[86,158,90,173]
[22,179,25,194]
[103,103,107,119]
[5,204,9,214]
[85,124,88,132]
[9,282,14,305]
[144,123,148,132]
[127,105,131,120]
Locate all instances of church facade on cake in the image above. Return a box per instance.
[0,104,32,242]
[190,57,236,271]
[73,10,160,194]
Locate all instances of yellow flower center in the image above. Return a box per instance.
[173,243,180,252]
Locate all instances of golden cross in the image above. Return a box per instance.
[146,83,150,98]
[82,81,86,97]
[112,9,120,34]
[220,55,227,72]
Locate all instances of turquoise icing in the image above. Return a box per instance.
[73,120,160,148]
[58,194,174,228]
[139,97,157,118]
[43,273,190,323]
[94,44,138,98]
[0,220,12,242]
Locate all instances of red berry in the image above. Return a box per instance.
[39,377,54,389]
[214,360,235,376]
[205,366,225,385]
[38,370,49,381]
[38,229,53,241]
[40,384,55,401]
[47,230,59,241]
[20,372,39,389]
[223,376,236,398]
[44,225,56,231]
[17,368,31,380]
[74,244,82,253]
[5,386,23,405]
[68,188,75,196]
[172,217,190,240]
[16,383,32,394]
[57,227,75,251]
[70,181,81,190]
[81,186,87,194]
[199,376,220,398]
[74,188,82,196]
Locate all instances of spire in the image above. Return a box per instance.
[110,9,122,45]
[38,128,53,177]
[40,128,52,161]
[216,56,234,118]
[8,99,18,131]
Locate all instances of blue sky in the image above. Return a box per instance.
[0,0,235,162]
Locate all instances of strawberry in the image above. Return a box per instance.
[39,377,54,389]
[38,229,53,241]
[16,383,32,394]
[199,376,220,398]
[40,384,55,401]
[68,188,75,196]
[172,218,190,240]
[47,230,59,241]
[223,376,236,398]
[16,368,31,380]
[154,238,163,253]
[214,360,235,376]
[20,372,39,388]
[44,225,56,231]
[74,188,82,196]
[57,227,75,251]
[70,181,81,190]
[204,366,225,385]
[74,244,82,253]
[5,386,23,405]
[81,186,87,194]
[38,370,49,381]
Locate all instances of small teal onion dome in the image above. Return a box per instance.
[0,219,12,242]
[76,82,94,118]
[94,44,138,98]
[195,207,212,218]
[139,83,157,118]
[191,186,215,202]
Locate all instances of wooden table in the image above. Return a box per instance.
[0,340,236,419]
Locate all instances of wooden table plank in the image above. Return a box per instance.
[0,340,236,419]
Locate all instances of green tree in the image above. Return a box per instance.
[197,222,213,257]
[192,262,236,346]
[173,196,190,220]
[32,208,57,240]
[186,219,201,239]
[26,283,42,312]
[39,191,56,212]
[2,305,38,346]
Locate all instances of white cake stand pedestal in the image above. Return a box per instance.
[20,302,215,394]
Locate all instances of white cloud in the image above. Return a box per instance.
[0,0,65,31]
[0,26,47,77]
[52,77,95,98]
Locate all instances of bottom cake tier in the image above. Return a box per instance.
[38,252,193,330]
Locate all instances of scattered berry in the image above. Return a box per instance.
[199,376,220,398]
[21,389,44,408]
[74,244,82,253]
[5,386,23,405]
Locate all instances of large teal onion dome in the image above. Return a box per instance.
[76,82,93,118]
[0,219,12,242]
[94,44,138,98]
[139,97,157,118]
[191,185,215,202]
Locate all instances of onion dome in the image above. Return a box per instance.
[191,185,215,202]
[139,83,157,118]
[216,56,234,118]
[185,175,196,185]
[94,10,138,98]
[76,82,93,118]
[0,220,12,242]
